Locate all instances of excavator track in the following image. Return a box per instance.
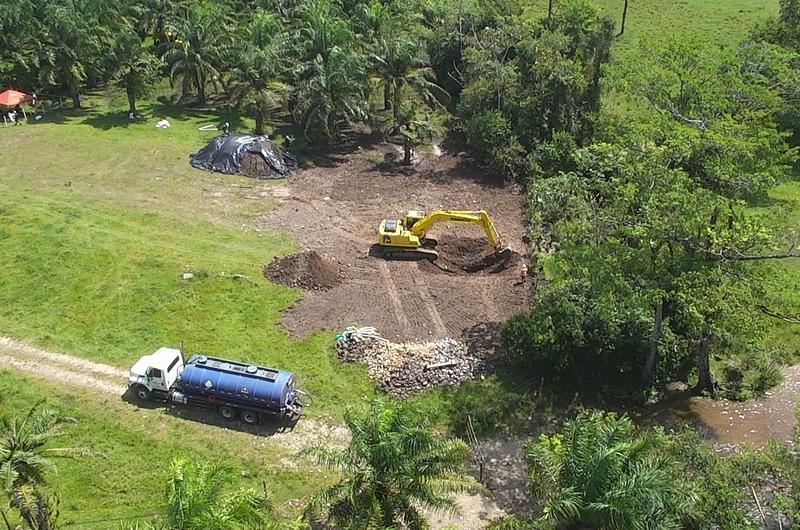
[374,246,439,261]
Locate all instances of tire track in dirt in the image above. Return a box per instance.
[478,278,501,322]
[0,336,348,453]
[377,261,412,332]
[0,336,127,379]
[0,355,126,396]
[411,275,448,336]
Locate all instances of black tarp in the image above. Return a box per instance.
[189,133,297,179]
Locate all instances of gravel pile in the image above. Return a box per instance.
[335,327,485,397]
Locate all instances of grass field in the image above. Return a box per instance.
[0,0,797,526]
[0,100,376,418]
[0,370,328,528]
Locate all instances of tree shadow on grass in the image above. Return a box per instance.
[81,111,139,130]
[148,97,247,129]
[78,96,249,131]
[23,109,74,125]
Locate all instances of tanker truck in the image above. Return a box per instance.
[128,347,306,424]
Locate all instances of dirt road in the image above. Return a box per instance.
[0,335,519,529]
[258,138,533,342]
[0,335,348,454]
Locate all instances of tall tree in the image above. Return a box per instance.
[373,36,446,122]
[290,0,369,140]
[505,37,798,400]
[306,400,477,529]
[457,1,614,180]
[230,12,290,135]
[109,28,161,116]
[618,0,629,37]
[138,0,183,47]
[38,2,108,109]
[163,4,231,105]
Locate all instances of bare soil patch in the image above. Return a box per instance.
[257,141,533,342]
[264,250,342,290]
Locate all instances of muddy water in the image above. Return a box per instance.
[630,365,800,449]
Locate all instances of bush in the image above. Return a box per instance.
[499,281,650,398]
[717,349,784,400]
[665,428,768,529]
[442,376,536,436]
[461,110,528,179]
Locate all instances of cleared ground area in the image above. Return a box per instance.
[259,138,532,342]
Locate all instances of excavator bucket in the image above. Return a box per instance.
[462,247,514,273]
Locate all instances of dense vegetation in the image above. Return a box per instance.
[489,411,777,530]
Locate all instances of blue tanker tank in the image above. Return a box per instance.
[173,354,302,422]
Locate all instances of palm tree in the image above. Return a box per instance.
[39,3,107,109]
[290,0,370,140]
[9,486,59,530]
[230,15,291,136]
[163,4,231,105]
[526,411,697,530]
[139,0,183,47]
[120,457,279,530]
[293,49,368,141]
[372,36,447,122]
[0,403,75,530]
[230,49,290,136]
[0,402,76,494]
[164,458,270,530]
[109,28,161,116]
[352,0,399,110]
[306,399,477,529]
[383,102,436,165]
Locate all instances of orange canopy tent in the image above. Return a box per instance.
[0,89,32,107]
[0,89,33,125]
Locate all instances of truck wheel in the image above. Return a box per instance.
[241,411,259,425]
[135,386,151,401]
[218,406,235,420]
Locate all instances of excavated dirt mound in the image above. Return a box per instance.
[240,151,283,179]
[264,251,342,290]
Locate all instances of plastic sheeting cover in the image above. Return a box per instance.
[189,133,297,178]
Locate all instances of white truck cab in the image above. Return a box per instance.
[128,347,184,401]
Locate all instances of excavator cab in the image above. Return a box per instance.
[377,218,423,248]
[402,210,426,229]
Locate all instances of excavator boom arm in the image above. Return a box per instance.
[409,210,503,248]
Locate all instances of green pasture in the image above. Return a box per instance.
[0,95,376,417]
[0,370,327,528]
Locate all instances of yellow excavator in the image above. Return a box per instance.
[375,209,510,261]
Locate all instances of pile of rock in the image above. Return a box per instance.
[335,327,485,397]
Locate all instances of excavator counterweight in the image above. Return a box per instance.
[375,209,510,263]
